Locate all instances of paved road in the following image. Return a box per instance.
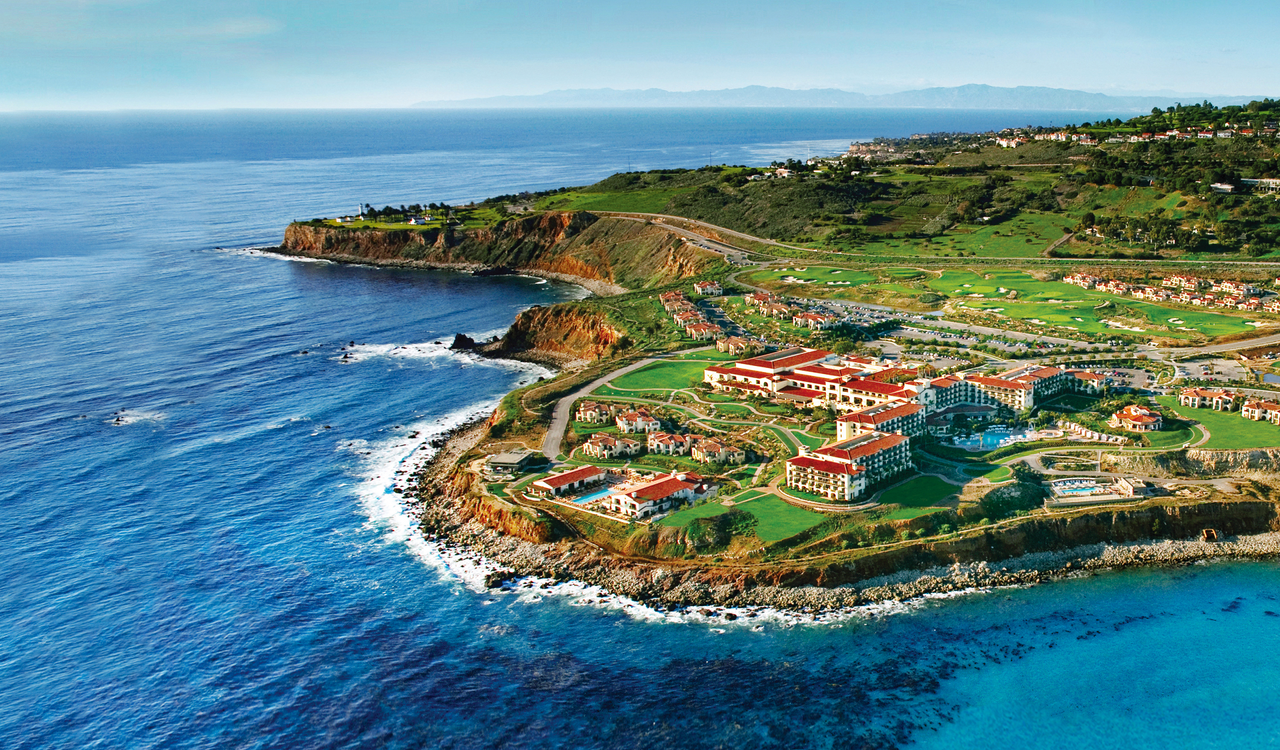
[540,347,715,460]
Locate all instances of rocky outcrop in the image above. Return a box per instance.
[480,304,624,365]
[1103,448,1280,478]
[279,212,724,293]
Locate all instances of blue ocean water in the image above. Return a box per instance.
[2,109,1279,749]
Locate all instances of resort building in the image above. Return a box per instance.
[687,322,722,340]
[784,432,912,502]
[691,438,746,465]
[575,401,617,423]
[647,432,700,456]
[925,404,997,436]
[1241,399,1280,424]
[1109,404,1163,432]
[660,291,689,311]
[531,465,607,497]
[1179,388,1239,411]
[485,448,544,476]
[581,433,643,460]
[836,401,925,439]
[598,473,696,519]
[616,410,661,434]
[693,280,722,296]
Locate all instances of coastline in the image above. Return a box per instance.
[405,419,1280,615]
[270,246,628,297]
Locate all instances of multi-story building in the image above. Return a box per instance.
[792,311,837,330]
[716,336,762,355]
[836,401,925,439]
[784,432,912,502]
[693,280,722,296]
[687,322,722,340]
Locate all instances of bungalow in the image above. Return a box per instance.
[691,438,746,465]
[616,410,661,433]
[531,465,607,497]
[581,433,643,460]
[1109,404,1163,432]
[598,473,696,519]
[693,280,722,296]
[744,292,775,307]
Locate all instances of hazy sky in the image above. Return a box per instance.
[2,0,1276,110]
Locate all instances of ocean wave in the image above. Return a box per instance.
[105,408,166,425]
[335,341,554,380]
[211,246,335,264]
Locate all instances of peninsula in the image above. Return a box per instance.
[278,99,1280,609]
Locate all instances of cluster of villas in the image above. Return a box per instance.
[702,346,1106,502]
[574,401,747,466]
[743,292,839,330]
[660,290,723,341]
[1063,273,1271,312]
[999,126,1278,149]
[1179,387,1280,425]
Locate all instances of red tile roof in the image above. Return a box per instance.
[778,386,824,400]
[627,475,694,502]
[536,465,605,489]
[815,433,909,461]
[788,455,861,475]
[838,402,923,424]
[968,376,1031,391]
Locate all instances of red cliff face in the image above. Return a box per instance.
[484,305,624,364]
[280,212,723,292]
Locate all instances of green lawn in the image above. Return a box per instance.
[736,495,826,542]
[1156,396,1280,450]
[879,507,950,520]
[742,266,876,288]
[672,349,739,361]
[610,360,712,391]
[539,188,694,214]
[657,501,731,527]
[793,431,828,450]
[1143,426,1196,449]
[878,475,960,507]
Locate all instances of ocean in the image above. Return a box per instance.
[2,108,1277,749]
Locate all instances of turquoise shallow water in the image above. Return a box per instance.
[2,109,1277,748]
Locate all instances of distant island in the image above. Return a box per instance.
[278,99,1280,612]
[414,83,1264,112]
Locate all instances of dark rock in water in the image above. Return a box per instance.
[472,265,515,277]
[449,333,477,351]
[723,612,738,621]
[485,569,518,588]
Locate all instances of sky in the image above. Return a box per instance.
[2,0,1277,110]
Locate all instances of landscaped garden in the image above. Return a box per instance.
[608,360,712,391]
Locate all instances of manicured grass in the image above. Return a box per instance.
[964,463,1011,481]
[1144,426,1196,449]
[793,431,828,450]
[610,360,712,391]
[737,495,826,542]
[743,266,876,288]
[878,475,959,507]
[657,501,731,527]
[879,507,950,520]
[1041,393,1101,412]
[672,349,739,361]
[731,490,766,503]
[1156,396,1280,450]
[708,403,755,416]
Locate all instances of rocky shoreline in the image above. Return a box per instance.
[402,420,1280,615]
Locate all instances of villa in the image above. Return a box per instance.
[716,336,762,355]
[1179,388,1239,411]
[581,433,643,460]
[647,432,700,456]
[693,280,722,296]
[1241,399,1280,424]
[575,401,617,423]
[616,409,661,434]
[792,311,838,330]
[691,438,746,465]
[1109,404,1163,432]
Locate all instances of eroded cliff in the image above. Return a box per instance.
[280,212,725,293]
[480,304,625,365]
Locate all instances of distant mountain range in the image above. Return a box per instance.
[414,84,1262,112]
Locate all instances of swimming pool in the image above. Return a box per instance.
[952,427,1035,451]
[573,487,615,505]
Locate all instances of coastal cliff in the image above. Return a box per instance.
[279,211,725,293]
[480,304,625,365]
[1103,448,1280,479]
